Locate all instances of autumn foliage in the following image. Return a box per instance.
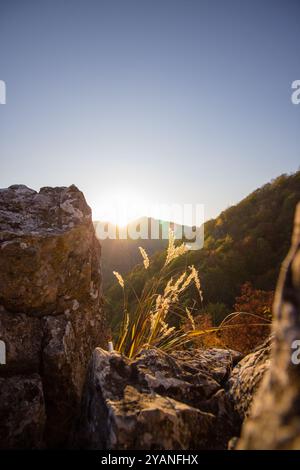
[233,281,274,317]
[214,282,273,353]
[189,282,274,354]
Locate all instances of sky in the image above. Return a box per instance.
[0,0,299,224]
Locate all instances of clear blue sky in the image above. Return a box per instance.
[0,0,299,222]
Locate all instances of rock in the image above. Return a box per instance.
[0,308,42,375]
[237,203,300,449]
[172,348,242,384]
[42,306,104,446]
[103,385,215,450]
[0,374,46,449]
[76,347,242,450]
[0,185,105,448]
[227,335,272,420]
[0,185,98,315]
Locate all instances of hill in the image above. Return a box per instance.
[105,171,300,330]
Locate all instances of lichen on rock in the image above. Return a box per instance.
[76,347,242,450]
[0,184,105,449]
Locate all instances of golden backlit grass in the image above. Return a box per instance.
[113,229,271,358]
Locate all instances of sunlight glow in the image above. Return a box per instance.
[95,188,148,226]
[93,188,204,228]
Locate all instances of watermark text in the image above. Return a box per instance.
[291,80,300,105]
[0,340,6,365]
[291,339,300,365]
[95,204,204,250]
[0,80,6,104]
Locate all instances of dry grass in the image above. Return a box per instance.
[185,311,271,353]
[113,229,208,358]
[113,229,272,358]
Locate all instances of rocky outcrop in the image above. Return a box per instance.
[227,336,272,421]
[237,203,300,449]
[0,185,105,448]
[1,184,299,450]
[76,347,242,450]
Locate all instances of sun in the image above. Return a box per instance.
[96,188,147,227]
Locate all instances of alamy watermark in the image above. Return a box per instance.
[0,79,6,104]
[291,339,300,365]
[0,340,6,365]
[291,80,300,105]
[95,203,204,250]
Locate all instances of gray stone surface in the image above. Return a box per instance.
[227,336,272,420]
[0,185,99,316]
[0,374,46,449]
[76,347,242,450]
[0,185,105,448]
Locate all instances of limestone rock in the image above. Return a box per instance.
[172,348,242,384]
[0,184,105,448]
[0,308,42,375]
[42,305,104,446]
[238,203,300,449]
[77,347,242,450]
[0,374,46,449]
[227,336,272,420]
[105,385,215,450]
[0,184,99,316]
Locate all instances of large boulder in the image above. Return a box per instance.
[0,184,100,315]
[237,203,300,449]
[76,347,242,450]
[0,185,105,448]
